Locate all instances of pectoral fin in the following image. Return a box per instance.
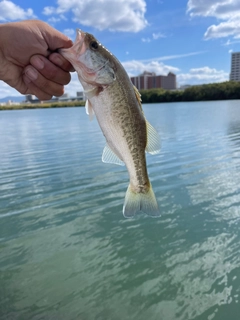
[85,99,95,120]
[145,121,161,155]
[102,144,125,166]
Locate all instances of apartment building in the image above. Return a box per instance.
[130,71,176,90]
[230,52,240,81]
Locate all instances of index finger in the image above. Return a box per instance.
[49,52,75,72]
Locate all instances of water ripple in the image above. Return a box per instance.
[1,103,240,320]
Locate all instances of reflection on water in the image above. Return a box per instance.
[1,101,240,320]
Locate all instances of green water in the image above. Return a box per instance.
[1,101,240,320]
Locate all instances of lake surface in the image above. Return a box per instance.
[1,100,240,320]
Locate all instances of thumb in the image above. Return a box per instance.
[41,23,73,51]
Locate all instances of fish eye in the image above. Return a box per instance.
[90,41,99,50]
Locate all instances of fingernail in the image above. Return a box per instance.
[25,68,38,81]
[31,57,44,70]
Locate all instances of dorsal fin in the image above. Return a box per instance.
[133,85,142,109]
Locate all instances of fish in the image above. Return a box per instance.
[60,29,161,218]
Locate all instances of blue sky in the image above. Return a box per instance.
[0,0,240,98]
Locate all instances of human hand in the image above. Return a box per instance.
[0,20,74,100]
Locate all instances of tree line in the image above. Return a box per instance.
[139,81,240,103]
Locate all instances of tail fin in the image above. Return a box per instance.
[123,184,160,218]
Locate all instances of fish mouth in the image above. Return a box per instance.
[74,29,86,56]
[59,29,86,59]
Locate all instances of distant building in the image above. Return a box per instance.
[230,52,240,81]
[24,91,86,104]
[130,71,176,90]
[76,91,85,100]
[25,94,35,102]
[61,93,69,98]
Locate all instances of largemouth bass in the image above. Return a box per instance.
[60,30,161,218]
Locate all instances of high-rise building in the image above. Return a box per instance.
[230,52,240,81]
[130,71,176,90]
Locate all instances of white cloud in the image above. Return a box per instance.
[122,60,179,78]
[63,28,75,40]
[0,0,35,21]
[141,37,151,43]
[187,0,240,20]
[178,67,229,85]
[42,6,55,16]
[152,32,165,40]
[142,32,166,43]
[140,51,205,62]
[187,0,240,39]
[43,0,148,32]
[44,12,67,25]
[0,81,22,99]
[224,39,240,46]
[48,17,61,24]
[59,14,67,21]
[204,19,240,40]
[189,66,220,74]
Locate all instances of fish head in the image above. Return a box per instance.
[60,29,116,87]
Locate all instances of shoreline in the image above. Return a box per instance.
[0,100,86,111]
[1,81,240,110]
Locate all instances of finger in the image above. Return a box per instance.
[49,52,75,72]
[23,66,64,99]
[22,77,53,100]
[30,55,71,85]
[23,84,53,101]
